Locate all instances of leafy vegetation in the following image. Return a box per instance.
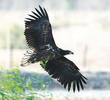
[0,67,52,100]
[40,57,50,69]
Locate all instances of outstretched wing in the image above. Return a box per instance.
[25,5,56,51]
[41,57,87,92]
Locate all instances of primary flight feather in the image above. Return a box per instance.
[21,5,87,92]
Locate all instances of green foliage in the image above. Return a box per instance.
[40,57,50,69]
[0,67,52,100]
[0,68,25,100]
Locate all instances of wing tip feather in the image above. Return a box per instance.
[25,5,49,26]
[40,56,88,93]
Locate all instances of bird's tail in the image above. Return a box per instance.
[21,50,38,66]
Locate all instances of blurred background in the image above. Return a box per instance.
[0,0,110,100]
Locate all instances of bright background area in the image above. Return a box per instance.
[0,0,110,100]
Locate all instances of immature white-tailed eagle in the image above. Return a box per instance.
[21,5,87,92]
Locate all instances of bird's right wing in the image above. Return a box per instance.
[41,57,87,92]
[25,5,56,51]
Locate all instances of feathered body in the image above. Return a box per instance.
[21,5,87,92]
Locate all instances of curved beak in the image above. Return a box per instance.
[70,51,74,54]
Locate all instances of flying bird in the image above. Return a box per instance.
[21,5,87,92]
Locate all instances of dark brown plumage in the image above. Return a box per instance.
[42,57,87,92]
[21,5,87,92]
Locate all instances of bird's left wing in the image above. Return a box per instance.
[21,6,57,66]
[25,5,56,51]
[41,57,87,92]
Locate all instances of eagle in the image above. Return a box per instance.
[21,5,87,92]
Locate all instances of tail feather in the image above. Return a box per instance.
[21,50,38,66]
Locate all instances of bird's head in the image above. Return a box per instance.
[61,50,74,55]
[67,50,74,55]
